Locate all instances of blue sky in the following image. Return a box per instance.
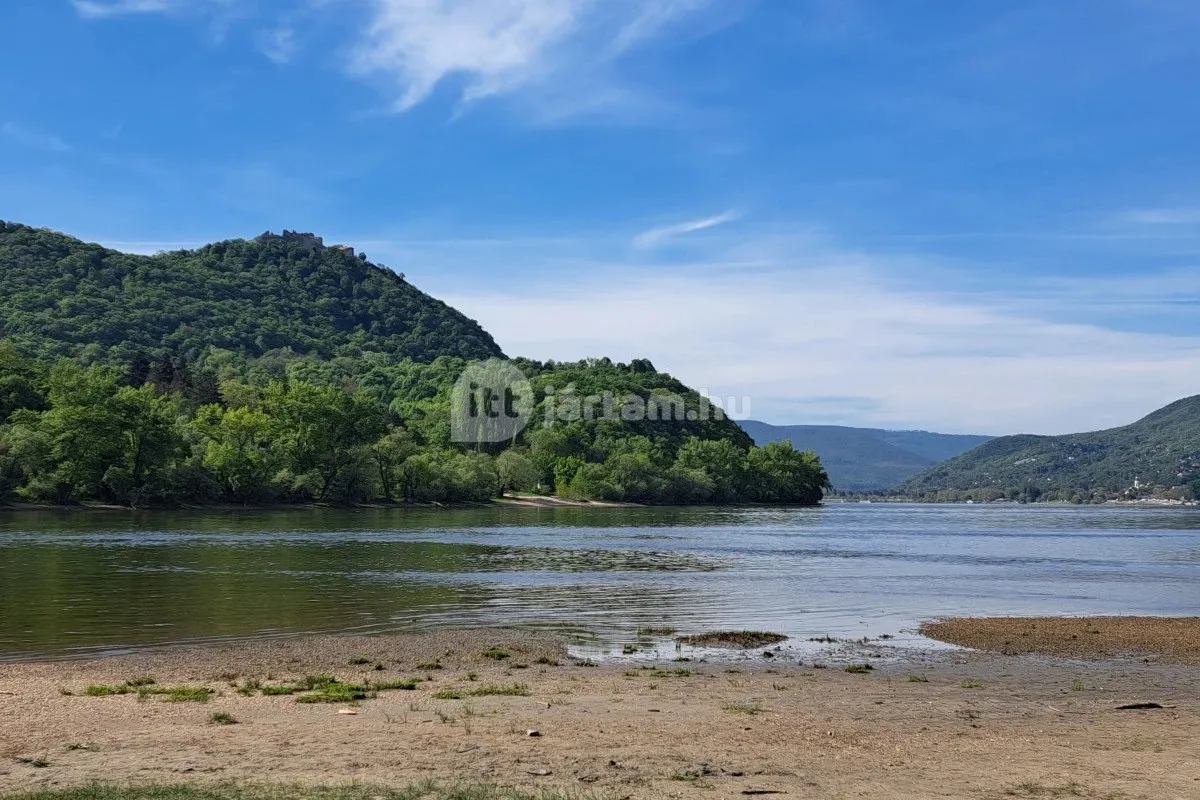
[2,0,1199,434]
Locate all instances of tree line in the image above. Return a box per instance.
[0,343,830,508]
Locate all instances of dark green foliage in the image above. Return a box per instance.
[900,395,1200,501]
[0,222,831,508]
[0,222,502,363]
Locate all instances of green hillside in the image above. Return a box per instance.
[0,222,503,363]
[900,396,1200,501]
[0,223,829,508]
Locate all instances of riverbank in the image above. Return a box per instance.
[0,496,644,514]
[3,627,1198,798]
[921,615,1200,665]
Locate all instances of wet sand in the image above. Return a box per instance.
[2,627,1198,799]
[922,616,1200,666]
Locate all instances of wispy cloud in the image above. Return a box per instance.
[70,0,730,119]
[1118,207,1200,225]
[349,0,723,116]
[257,25,297,64]
[1,122,71,153]
[350,223,1200,435]
[72,0,177,19]
[632,210,740,249]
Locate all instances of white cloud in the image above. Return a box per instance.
[632,210,740,249]
[1,122,71,153]
[439,269,1200,435]
[1119,207,1200,225]
[350,0,720,114]
[352,0,582,111]
[258,25,297,64]
[348,225,1200,436]
[72,0,177,18]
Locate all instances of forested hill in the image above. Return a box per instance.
[0,222,502,363]
[899,396,1200,501]
[739,421,990,491]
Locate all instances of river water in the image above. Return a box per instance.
[1,504,1198,661]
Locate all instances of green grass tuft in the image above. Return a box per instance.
[158,687,214,703]
[370,678,420,691]
[433,684,529,700]
[209,712,237,725]
[295,683,368,704]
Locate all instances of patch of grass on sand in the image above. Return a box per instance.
[0,783,600,800]
[156,687,214,703]
[87,684,212,702]
[844,664,874,674]
[209,712,237,725]
[676,631,788,649]
[722,702,765,715]
[299,675,339,691]
[370,678,421,691]
[433,684,530,700]
[907,675,929,683]
[959,679,984,689]
[260,685,298,696]
[125,676,156,688]
[348,657,372,666]
[480,647,510,660]
[295,683,368,704]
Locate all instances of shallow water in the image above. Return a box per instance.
[1,504,1198,661]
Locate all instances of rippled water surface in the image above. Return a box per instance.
[1,504,1198,660]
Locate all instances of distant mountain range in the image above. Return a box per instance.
[738,421,992,491]
[900,395,1200,500]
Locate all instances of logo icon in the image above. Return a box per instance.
[450,359,535,444]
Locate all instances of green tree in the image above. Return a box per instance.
[192,404,277,501]
[495,449,538,495]
[743,441,831,505]
[262,381,387,502]
[675,437,747,503]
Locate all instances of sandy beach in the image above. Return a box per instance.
[1,622,1198,799]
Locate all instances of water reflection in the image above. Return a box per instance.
[1,504,1198,660]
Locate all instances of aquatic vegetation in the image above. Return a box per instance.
[676,631,788,649]
[637,626,677,637]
